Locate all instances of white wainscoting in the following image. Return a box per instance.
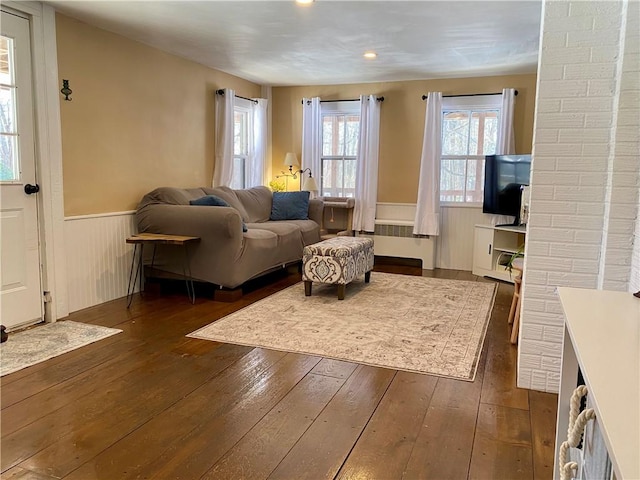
[437,205,489,271]
[64,211,136,313]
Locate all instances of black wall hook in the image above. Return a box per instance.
[61,79,72,101]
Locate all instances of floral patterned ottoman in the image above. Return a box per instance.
[302,236,374,300]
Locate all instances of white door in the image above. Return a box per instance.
[0,10,42,330]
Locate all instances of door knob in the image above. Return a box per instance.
[24,184,40,195]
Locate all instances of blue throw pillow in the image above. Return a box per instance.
[190,195,248,232]
[270,191,310,221]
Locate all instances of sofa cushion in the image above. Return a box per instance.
[202,186,250,221]
[270,191,310,221]
[234,186,273,223]
[189,195,248,232]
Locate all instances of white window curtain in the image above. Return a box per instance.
[497,88,516,154]
[490,87,517,225]
[413,92,442,236]
[213,88,235,187]
[247,98,268,187]
[301,97,322,182]
[352,95,381,233]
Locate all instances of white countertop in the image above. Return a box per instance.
[557,287,640,480]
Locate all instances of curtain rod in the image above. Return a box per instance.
[216,89,258,104]
[421,90,518,101]
[301,96,385,105]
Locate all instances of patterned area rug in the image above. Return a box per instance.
[0,321,122,377]
[189,273,497,381]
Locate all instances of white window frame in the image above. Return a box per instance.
[320,101,360,197]
[231,98,253,190]
[440,95,502,206]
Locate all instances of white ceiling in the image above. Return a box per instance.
[46,1,542,87]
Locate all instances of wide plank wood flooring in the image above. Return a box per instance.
[0,266,558,480]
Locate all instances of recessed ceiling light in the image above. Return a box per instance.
[295,0,314,5]
[364,51,377,59]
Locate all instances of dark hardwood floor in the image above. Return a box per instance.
[1,264,558,480]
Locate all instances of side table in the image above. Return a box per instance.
[126,233,200,307]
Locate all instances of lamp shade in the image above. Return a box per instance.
[302,174,318,192]
[284,152,299,167]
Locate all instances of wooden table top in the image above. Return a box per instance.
[126,233,200,245]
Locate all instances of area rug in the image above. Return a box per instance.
[188,273,497,381]
[0,321,122,377]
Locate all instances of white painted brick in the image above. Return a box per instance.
[591,46,619,63]
[561,97,613,113]
[620,73,640,91]
[576,202,605,216]
[549,242,602,260]
[558,128,611,144]
[533,227,577,244]
[535,129,560,144]
[523,268,548,285]
[544,16,594,34]
[523,297,550,313]
[587,79,616,96]
[581,143,611,157]
[606,218,636,236]
[604,233,634,249]
[545,300,565,315]
[608,203,638,219]
[574,230,603,245]
[545,2,569,17]
[614,126,640,144]
[610,186,640,204]
[547,271,599,288]
[521,323,545,341]
[526,242,551,258]
[611,155,640,172]
[602,249,632,265]
[529,254,574,273]
[602,278,630,291]
[611,173,640,188]
[556,157,606,172]
[621,54,640,74]
[538,80,588,97]
[535,143,583,156]
[527,213,553,228]
[541,355,562,372]
[553,186,606,202]
[543,325,565,343]
[520,353,543,369]
[551,214,604,230]
[531,370,550,391]
[529,156,557,172]
[573,259,600,275]
[593,13,623,32]
[547,372,561,393]
[518,368,532,389]
[523,311,564,327]
[532,200,578,215]
[535,171,580,186]
[615,109,640,126]
[564,63,617,80]
[584,113,613,128]
[569,1,621,17]
[531,185,555,201]
[536,98,562,114]
[540,65,565,81]
[567,29,621,48]
[580,172,608,186]
[613,142,640,156]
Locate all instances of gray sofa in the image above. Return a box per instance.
[136,186,323,289]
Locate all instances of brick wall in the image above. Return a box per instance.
[519,0,639,393]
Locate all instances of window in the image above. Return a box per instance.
[231,99,252,190]
[440,96,501,203]
[320,102,360,197]
[0,35,19,182]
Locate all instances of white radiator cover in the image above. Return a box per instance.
[64,211,137,313]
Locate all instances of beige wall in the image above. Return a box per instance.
[272,74,537,203]
[56,14,262,216]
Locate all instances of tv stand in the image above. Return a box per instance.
[472,224,526,283]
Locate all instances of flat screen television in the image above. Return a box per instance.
[483,154,532,226]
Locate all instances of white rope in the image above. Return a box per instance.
[559,385,595,480]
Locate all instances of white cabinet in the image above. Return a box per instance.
[472,224,526,283]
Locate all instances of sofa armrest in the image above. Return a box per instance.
[308,198,324,227]
[136,204,243,242]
